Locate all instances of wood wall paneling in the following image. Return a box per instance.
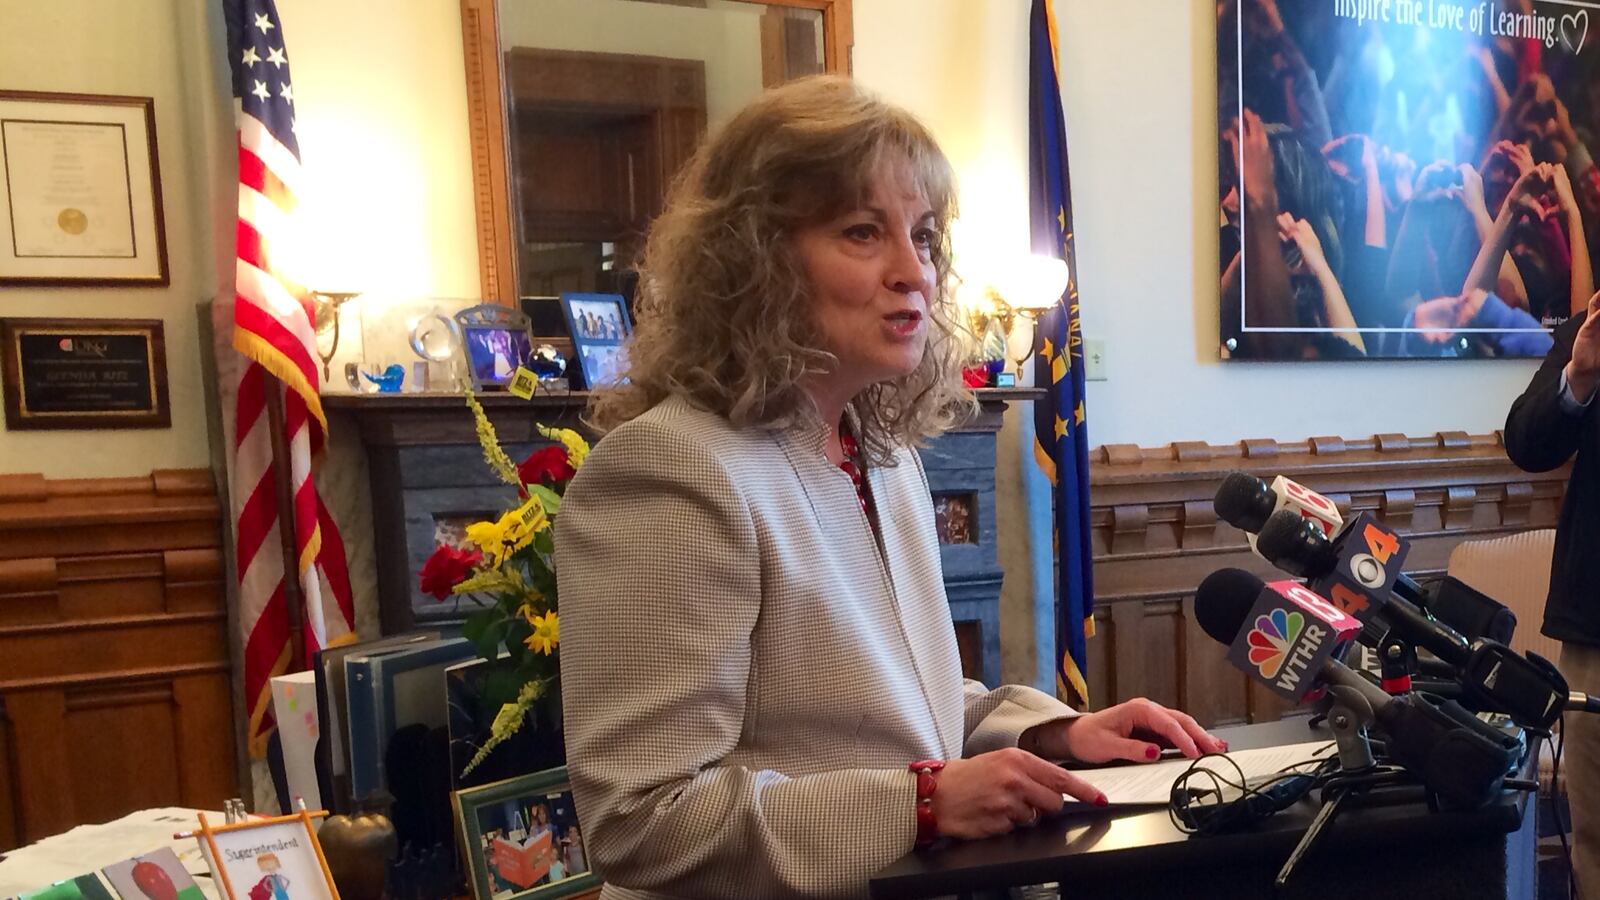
[1085,432,1568,726]
[0,470,234,850]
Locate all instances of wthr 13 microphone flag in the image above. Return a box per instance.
[1028,0,1093,706]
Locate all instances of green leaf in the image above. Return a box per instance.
[527,484,562,515]
[461,610,492,646]
[533,529,555,557]
[483,666,524,710]
[504,617,533,664]
[463,613,510,663]
[517,659,553,687]
[527,564,557,598]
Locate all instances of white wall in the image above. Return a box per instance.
[272,0,480,299]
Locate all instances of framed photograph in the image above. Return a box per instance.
[1,317,171,430]
[1216,2,1577,360]
[194,809,339,900]
[456,303,535,390]
[560,292,631,389]
[0,91,169,286]
[454,765,598,900]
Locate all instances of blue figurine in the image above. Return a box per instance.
[361,363,406,393]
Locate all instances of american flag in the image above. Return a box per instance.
[224,0,354,758]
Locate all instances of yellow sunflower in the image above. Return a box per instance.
[525,611,560,655]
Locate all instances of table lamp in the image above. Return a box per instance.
[989,255,1069,383]
[311,290,362,382]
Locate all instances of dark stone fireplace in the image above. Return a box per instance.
[324,388,1040,687]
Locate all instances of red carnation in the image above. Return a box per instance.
[419,544,482,600]
[518,445,576,486]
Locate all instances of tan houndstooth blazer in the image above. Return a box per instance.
[556,395,1076,900]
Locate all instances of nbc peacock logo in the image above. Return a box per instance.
[1247,608,1305,679]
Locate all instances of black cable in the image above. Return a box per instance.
[1552,725,1581,900]
[1167,749,1338,836]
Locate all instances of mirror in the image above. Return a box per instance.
[461,0,854,314]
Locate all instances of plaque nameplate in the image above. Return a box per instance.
[1,317,170,429]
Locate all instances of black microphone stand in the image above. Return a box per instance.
[1275,684,1412,890]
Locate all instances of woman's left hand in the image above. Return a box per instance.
[1023,697,1227,764]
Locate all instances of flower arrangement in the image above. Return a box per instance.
[417,391,589,775]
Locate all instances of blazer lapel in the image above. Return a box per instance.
[866,457,964,757]
[773,418,953,754]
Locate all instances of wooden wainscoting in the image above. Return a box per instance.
[0,470,235,850]
[1084,432,1570,727]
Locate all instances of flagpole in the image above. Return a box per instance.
[265,382,306,672]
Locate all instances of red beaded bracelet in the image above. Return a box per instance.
[909,759,945,844]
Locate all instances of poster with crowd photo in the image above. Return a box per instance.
[1219,0,1600,360]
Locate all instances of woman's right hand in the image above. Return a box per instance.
[930,748,1106,840]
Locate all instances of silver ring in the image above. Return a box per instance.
[1025,807,1040,827]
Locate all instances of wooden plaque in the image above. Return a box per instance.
[1,317,170,429]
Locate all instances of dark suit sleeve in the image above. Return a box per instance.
[1505,312,1588,472]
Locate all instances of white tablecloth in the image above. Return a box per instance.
[0,807,224,898]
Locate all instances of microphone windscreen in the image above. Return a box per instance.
[1256,509,1324,575]
[1194,567,1265,646]
[1213,471,1275,532]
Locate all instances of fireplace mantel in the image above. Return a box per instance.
[323,387,1042,441]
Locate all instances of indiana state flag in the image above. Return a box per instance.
[1028,0,1094,707]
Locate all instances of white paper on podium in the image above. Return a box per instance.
[1066,740,1336,806]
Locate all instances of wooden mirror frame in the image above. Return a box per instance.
[459,0,855,305]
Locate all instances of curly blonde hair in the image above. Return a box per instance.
[587,75,974,464]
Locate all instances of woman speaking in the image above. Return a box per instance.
[556,75,1222,900]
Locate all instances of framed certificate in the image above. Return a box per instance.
[0,91,169,286]
[1,317,171,430]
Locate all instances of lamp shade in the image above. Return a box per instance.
[997,255,1070,312]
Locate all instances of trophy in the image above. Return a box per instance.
[408,312,463,391]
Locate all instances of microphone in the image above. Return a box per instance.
[1429,576,1517,645]
[1256,508,1413,621]
[1214,472,1343,558]
[1254,511,1567,731]
[1193,568,1362,704]
[1255,507,1517,643]
[1195,569,1521,808]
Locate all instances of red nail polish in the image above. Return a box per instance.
[1095,794,1109,807]
[1145,745,1159,760]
